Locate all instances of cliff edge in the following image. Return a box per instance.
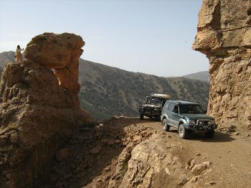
[193,0,251,129]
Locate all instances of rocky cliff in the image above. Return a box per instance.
[193,0,251,129]
[0,33,90,187]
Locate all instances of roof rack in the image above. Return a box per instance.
[150,93,171,99]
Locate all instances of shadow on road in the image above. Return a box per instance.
[165,127,235,143]
[187,131,235,142]
[202,131,235,142]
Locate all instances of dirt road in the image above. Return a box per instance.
[43,118,251,188]
[138,119,251,187]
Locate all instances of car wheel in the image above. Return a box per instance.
[178,123,188,139]
[162,118,170,131]
[140,113,144,120]
[205,130,215,138]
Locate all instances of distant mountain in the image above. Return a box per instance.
[0,51,15,65]
[0,51,209,120]
[0,51,15,74]
[183,71,209,82]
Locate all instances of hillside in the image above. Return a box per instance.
[0,51,15,73]
[0,51,209,120]
[183,71,209,82]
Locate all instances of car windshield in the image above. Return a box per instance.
[179,104,204,114]
[150,97,163,105]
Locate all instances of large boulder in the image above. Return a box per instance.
[117,134,187,188]
[0,33,90,187]
[24,32,84,94]
[193,0,251,129]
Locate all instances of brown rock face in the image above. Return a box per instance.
[193,0,251,129]
[24,32,85,94]
[0,62,90,187]
[0,33,90,187]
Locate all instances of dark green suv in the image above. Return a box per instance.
[161,100,217,138]
[139,94,170,120]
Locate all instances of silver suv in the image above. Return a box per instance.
[161,100,217,139]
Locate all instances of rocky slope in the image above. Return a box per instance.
[39,117,204,188]
[79,60,209,120]
[40,117,251,188]
[0,52,209,120]
[0,33,90,187]
[193,0,251,129]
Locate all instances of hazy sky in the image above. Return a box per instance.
[0,0,209,77]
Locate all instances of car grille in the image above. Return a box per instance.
[198,120,209,125]
[196,120,213,129]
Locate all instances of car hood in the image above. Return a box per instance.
[181,114,214,120]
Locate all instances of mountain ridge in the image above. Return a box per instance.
[0,51,209,120]
[183,71,209,82]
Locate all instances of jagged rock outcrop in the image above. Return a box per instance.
[115,134,187,188]
[24,33,84,94]
[0,33,90,187]
[193,0,251,129]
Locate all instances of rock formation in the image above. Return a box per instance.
[116,134,188,188]
[0,33,90,187]
[24,32,84,94]
[193,0,251,129]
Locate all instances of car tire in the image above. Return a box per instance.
[140,113,144,120]
[178,123,188,139]
[162,118,170,131]
[205,130,215,138]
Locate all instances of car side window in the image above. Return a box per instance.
[167,103,174,111]
[173,105,178,113]
[163,102,169,110]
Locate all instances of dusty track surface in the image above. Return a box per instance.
[42,118,251,188]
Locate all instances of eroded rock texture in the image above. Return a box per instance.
[193,0,251,129]
[0,33,90,187]
[117,134,187,188]
[24,32,84,94]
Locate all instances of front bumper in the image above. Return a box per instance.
[185,122,217,131]
[143,108,161,116]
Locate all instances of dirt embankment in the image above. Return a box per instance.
[42,117,251,188]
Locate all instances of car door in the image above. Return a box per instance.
[144,97,152,115]
[169,104,180,127]
[161,102,169,120]
[166,103,174,125]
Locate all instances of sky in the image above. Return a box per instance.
[0,0,209,77]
